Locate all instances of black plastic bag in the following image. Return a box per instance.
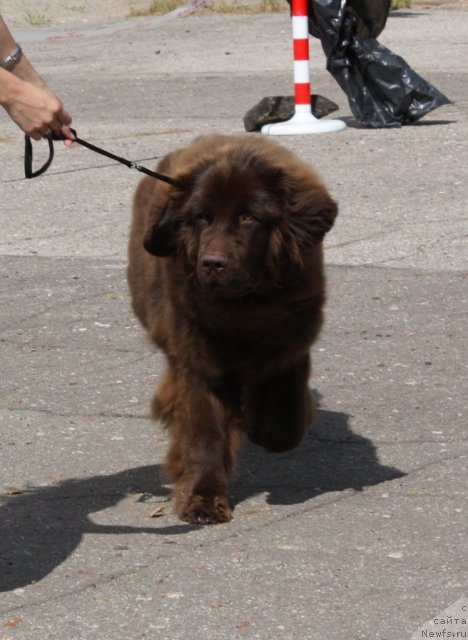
[305,0,451,127]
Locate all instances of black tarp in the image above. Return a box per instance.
[304,0,451,127]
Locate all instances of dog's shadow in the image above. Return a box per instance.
[0,406,404,593]
[0,465,193,593]
[233,405,405,507]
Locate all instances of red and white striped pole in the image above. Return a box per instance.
[262,0,346,135]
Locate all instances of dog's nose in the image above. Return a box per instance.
[201,253,228,272]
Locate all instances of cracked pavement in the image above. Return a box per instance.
[0,8,467,640]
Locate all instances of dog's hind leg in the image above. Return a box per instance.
[152,364,177,426]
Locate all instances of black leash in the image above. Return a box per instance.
[24,128,181,187]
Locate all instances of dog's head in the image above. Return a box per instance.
[143,135,337,297]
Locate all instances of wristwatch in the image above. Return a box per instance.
[0,43,23,71]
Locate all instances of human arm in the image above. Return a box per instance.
[0,16,74,143]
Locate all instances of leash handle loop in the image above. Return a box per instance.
[24,128,180,187]
[24,133,55,179]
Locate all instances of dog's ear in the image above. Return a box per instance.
[285,172,338,251]
[143,199,182,257]
[137,151,185,257]
[291,189,338,243]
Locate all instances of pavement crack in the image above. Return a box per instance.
[0,154,161,185]
[397,452,467,479]
[0,290,126,335]
[0,564,151,616]
[363,230,468,268]
[3,406,149,420]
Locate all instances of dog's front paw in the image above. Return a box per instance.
[177,493,233,525]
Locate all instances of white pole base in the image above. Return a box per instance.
[262,110,346,136]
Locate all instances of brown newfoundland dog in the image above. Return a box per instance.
[127,134,337,524]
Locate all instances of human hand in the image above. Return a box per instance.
[4,77,74,144]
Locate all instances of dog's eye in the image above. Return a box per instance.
[195,212,210,226]
[239,213,254,225]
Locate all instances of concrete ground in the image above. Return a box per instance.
[0,6,467,639]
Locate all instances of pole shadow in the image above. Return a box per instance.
[389,11,429,18]
[339,116,456,129]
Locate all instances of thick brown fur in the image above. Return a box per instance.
[127,134,338,524]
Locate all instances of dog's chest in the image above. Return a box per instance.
[190,305,314,377]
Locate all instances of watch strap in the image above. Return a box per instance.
[0,43,23,71]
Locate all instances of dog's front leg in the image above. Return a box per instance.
[165,375,235,525]
[244,355,314,453]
